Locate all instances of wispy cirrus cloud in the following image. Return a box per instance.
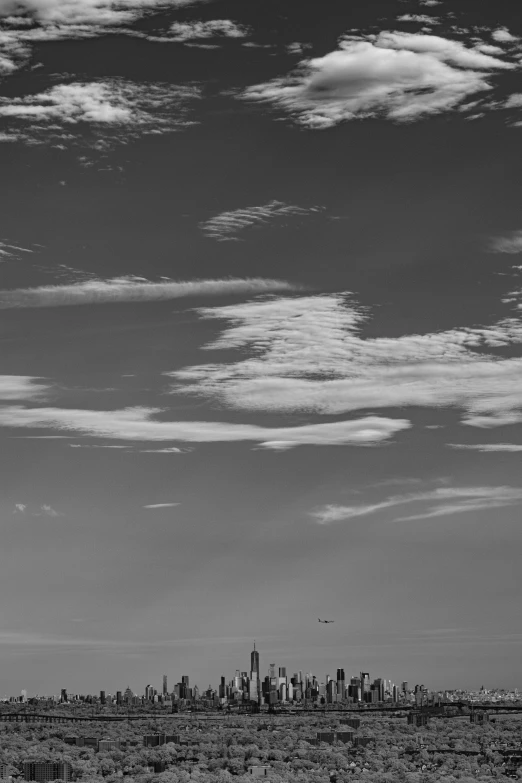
[0,406,411,449]
[0,79,201,147]
[491,230,522,254]
[311,486,522,524]
[449,443,522,452]
[199,201,324,242]
[143,502,180,508]
[242,30,518,127]
[0,240,34,259]
[0,276,297,309]
[168,292,522,429]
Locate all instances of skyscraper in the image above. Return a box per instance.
[268,663,276,679]
[251,642,259,678]
[163,675,168,696]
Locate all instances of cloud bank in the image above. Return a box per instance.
[0,406,410,449]
[243,31,518,127]
[167,20,248,42]
[0,80,201,147]
[169,293,522,428]
[0,276,297,309]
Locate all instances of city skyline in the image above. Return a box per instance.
[1,0,522,694]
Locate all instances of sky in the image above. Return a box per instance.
[1,0,522,697]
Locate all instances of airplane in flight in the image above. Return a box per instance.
[318,618,334,624]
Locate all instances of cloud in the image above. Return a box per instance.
[491,28,519,43]
[311,486,522,524]
[168,292,522,428]
[0,79,201,147]
[0,276,297,309]
[242,31,517,127]
[0,1,212,79]
[143,502,180,508]
[36,504,62,517]
[167,20,248,42]
[491,230,522,253]
[0,240,34,259]
[13,503,27,513]
[397,14,440,25]
[449,443,522,452]
[139,446,184,453]
[0,406,411,448]
[0,376,47,400]
[0,0,208,26]
[199,201,324,241]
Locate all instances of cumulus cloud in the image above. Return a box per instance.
[242,30,517,127]
[0,79,200,147]
[491,28,519,43]
[0,276,297,309]
[167,20,248,42]
[311,486,522,524]
[0,406,410,448]
[168,293,522,428]
[199,201,324,241]
[37,504,62,517]
[13,503,27,513]
[491,230,522,253]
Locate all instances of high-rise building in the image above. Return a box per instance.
[100,691,106,705]
[116,691,122,706]
[360,672,370,695]
[163,675,168,696]
[60,689,67,704]
[268,663,276,679]
[24,763,71,783]
[278,667,286,678]
[251,642,260,678]
[182,675,189,687]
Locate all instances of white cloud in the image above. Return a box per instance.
[504,94,522,108]
[167,20,248,42]
[449,443,522,452]
[491,28,519,43]
[397,15,440,25]
[242,31,517,127]
[0,241,34,259]
[491,230,522,253]
[199,201,324,241]
[312,486,522,524]
[13,503,27,513]
[143,502,180,508]
[0,0,207,26]
[168,293,522,428]
[0,376,47,400]
[0,406,411,448]
[139,446,184,453]
[0,80,200,147]
[0,276,297,309]
[37,504,62,517]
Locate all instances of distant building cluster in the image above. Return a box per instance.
[2,644,520,711]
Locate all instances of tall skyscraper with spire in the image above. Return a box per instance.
[251,641,259,678]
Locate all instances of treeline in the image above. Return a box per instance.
[0,715,521,783]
